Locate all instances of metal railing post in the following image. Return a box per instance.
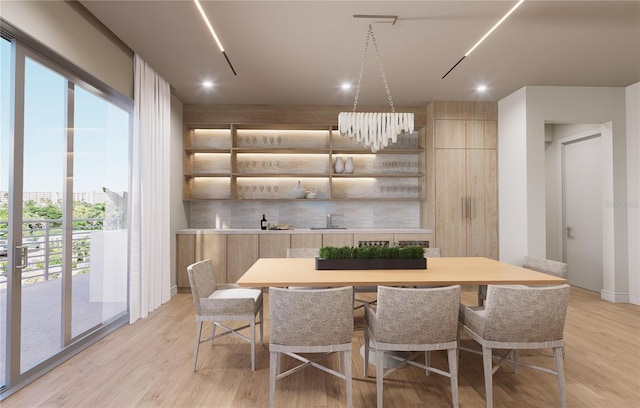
[44,219,50,280]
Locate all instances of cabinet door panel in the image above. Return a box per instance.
[466,149,498,258]
[435,149,467,256]
[435,120,465,149]
[176,234,195,292]
[290,234,322,248]
[227,235,259,283]
[466,120,497,149]
[259,234,290,258]
[322,234,354,247]
[196,234,227,284]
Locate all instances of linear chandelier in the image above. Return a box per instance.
[338,23,414,152]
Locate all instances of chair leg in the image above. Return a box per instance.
[482,346,494,408]
[364,330,370,377]
[512,349,519,374]
[554,346,567,408]
[477,285,487,306]
[345,350,353,408]
[259,307,264,345]
[250,320,256,371]
[425,351,431,376]
[193,321,203,372]
[211,321,216,347]
[447,348,459,408]
[376,349,384,408]
[269,351,278,408]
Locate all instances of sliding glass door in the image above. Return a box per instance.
[1,36,131,396]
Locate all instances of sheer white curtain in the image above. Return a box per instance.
[130,54,171,323]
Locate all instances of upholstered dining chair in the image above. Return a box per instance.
[187,259,263,371]
[478,256,568,305]
[460,284,571,408]
[423,247,442,258]
[522,256,568,279]
[269,286,354,408]
[364,285,461,408]
[286,247,320,258]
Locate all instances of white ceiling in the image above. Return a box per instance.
[80,0,640,106]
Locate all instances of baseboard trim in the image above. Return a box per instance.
[171,284,178,297]
[628,293,640,306]
[600,289,630,303]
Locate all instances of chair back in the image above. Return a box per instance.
[286,248,320,258]
[483,284,570,343]
[423,248,442,258]
[269,286,354,346]
[374,285,461,344]
[187,259,218,315]
[522,256,568,279]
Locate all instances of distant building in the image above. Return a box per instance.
[0,191,110,205]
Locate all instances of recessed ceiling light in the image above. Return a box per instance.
[341,83,352,90]
[202,80,214,89]
[477,85,488,92]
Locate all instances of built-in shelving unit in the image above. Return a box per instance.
[183,123,425,202]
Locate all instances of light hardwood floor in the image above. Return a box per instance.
[4,287,639,407]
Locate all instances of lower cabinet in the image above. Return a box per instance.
[227,235,259,283]
[176,231,434,292]
[259,234,291,258]
[176,234,195,293]
[322,234,354,247]
[196,234,227,285]
[290,234,322,249]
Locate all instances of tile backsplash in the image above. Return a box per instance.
[189,200,420,229]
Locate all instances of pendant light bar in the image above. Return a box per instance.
[193,0,237,76]
[442,0,525,79]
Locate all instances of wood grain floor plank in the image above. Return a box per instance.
[3,287,639,407]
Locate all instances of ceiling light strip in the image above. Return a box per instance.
[193,0,237,76]
[442,0,525,79]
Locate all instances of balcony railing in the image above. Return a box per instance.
[0,217,122,287]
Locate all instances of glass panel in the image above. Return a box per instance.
[0,36,11,389]
[71,86,128,337]
[20,57,66,373]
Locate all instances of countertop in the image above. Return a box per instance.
[176,228,433,235]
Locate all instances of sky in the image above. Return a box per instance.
[1,37,130,197]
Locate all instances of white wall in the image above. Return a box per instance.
[1,0,133,98]
[497,88,529,265]
[499,86,631,302]
[626,83,640,305]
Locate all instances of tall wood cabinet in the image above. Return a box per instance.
[426,102,498,259]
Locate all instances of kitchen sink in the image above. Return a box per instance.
[309,227,348,230]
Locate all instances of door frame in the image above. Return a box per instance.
[555,123,616,300]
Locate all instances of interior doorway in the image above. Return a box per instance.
[561,132,603,292]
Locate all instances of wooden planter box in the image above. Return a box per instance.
[315,257,426,270]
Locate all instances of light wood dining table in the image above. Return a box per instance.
[235,256,567,288]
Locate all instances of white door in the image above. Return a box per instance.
[562,135,603,292]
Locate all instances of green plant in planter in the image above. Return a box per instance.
[319,245,424,260]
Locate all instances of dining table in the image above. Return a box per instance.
[235,256,567,288]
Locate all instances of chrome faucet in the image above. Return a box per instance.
[326,213,343,228]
